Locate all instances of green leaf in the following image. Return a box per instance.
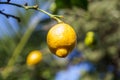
[55,0,88,10]
[55,0,71,9]
[71,0,88,10]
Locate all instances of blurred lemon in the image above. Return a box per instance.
[47,22,77,58]
[49,2,57,13]
[26,50,42,66]
[84,31,95,46]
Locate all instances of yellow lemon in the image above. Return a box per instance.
[84,31,95,46]
[47,22,77,58]
[26,50,42,66]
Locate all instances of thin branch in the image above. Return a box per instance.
[0,10,20,22]
[0,2,24,8]
[0,2,39,10]
[0,1,63,22]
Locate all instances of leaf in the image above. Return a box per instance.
[55,0,71,9]
[71,0,88,10]
[55,0,88,10]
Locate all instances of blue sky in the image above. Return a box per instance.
[0,0,51,38]
[0,0,30,37]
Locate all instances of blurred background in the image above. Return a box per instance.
[0,0,120,80]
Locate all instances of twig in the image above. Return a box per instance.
[0,2,23,8]
[0,2,63,23]
[0,10,20,22]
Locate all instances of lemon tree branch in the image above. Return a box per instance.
[0,2,63,23]
[0,10,20,22]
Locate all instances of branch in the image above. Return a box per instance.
[0,2,23,8]
[0,10,20,22]
[0,1,63,23]
[0,2,38,9]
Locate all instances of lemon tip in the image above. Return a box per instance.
[56,48,68,58]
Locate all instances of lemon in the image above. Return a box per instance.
[84,31,95,46]
[26,50,42,66]
[47,22,77,58]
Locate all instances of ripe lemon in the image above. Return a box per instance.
[47,22,77,58]
[84,31,95,46]
[26,50,42,66]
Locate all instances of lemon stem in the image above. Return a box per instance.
[23,5,63,23]
[0,2,63,23]
[37,8,63,23]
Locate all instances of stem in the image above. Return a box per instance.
[37,8,63,23]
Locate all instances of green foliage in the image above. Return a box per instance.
[71,0,88,10]
[55,0,71,8]
[55,0,88,10]
[60,0,120,79]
